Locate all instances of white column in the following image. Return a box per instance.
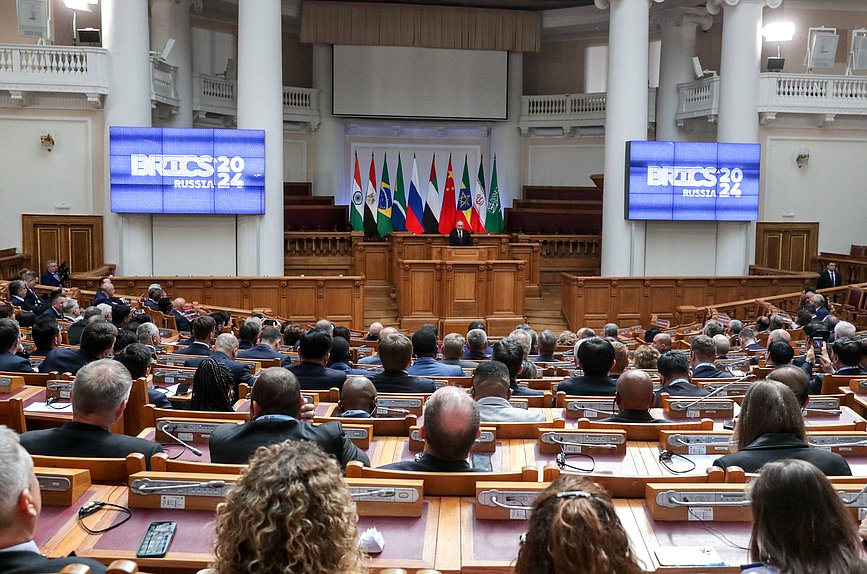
[711,0,778,275]
[312,44,345,201]
[102,0,153,275]
[236,0,284,276]
[653,8,713,141]
[597,0,663,276]
[490,52,523,210]
[150,0,194,127]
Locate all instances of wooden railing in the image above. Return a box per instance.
[0,248,29,280]
[561,272,818,331]
[284,232,354,276]
[748,265,807,276]
[813,253,867,287]
[513,234,601,283]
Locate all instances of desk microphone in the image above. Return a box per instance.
[134,479,225,493]
[675,374,753,411]
[350,488,396,499]
[159,426,203,457]
[376,406,411,415]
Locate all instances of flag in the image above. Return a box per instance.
[486,155,504,233]
[456,155,473,228]
[405,154,425,234]
[363,153,378,237]
[471,155,487,233]
[349,152,364,232]
[438,154,457,234]
[391,153,407,232]
[377,154,393,238]
[423,155,441,234]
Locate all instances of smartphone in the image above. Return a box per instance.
[722,419,735,430]
[471,453,494,472]
[812,337,823,350]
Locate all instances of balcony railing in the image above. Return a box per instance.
[675,75,720,126]
[150,54,179,108]
[0,44,108,107]
[519,89,657,136]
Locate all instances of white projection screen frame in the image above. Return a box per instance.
[332,45,508,120]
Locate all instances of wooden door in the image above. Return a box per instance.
[22,215,103,274]
[755,222,819,272]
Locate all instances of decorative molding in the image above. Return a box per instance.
[707,0,781,14]
[650,6,714,32]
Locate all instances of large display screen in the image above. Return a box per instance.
[626,141,761,221]
[110,127,265,214]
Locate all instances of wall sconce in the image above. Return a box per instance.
[40,133,55,152]
[796,148,810,168]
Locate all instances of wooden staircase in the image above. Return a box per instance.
[524,283,568,333]
[364,283,399,328]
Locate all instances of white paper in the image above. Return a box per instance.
[358,527,385,554]
[655,546,723,566]
[25,401,72,413]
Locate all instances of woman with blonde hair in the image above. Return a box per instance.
[514,475,642,574]
[632,344,661,369]
[211,440,366,574]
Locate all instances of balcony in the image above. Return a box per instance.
[676,73,867,128]
[150,53,179,111]
[519,89,657,137]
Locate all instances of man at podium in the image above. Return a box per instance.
[449,220,473,247]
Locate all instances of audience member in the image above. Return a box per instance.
[600,370,666,424]
[712,333,731,358]
[576,327,597,341]
[509,329,539,379]
[114,343,171,409]
[655,351,707,406]
[285,330,347,390]
[332,325,351,342]
[650,332,672,355]
[766,341,795,367]
[557,330,577,347]
[463,328,489,360]
[367,333,436,393]
[0,319,34,373]
[20,271,42,312]
[365,321,383,341]
[357,326,397,366]
[492,338,543,397]
[136,322,161,353]
[190,357,235,412]
[236,321,259,351]
[170,298,191,332]
[173,315,215,355]
[39,291,66,320]
[533,329,559,362]
[703,320,725,337]
[441,333,478,368]
[314,318,334,335]
[66,306,103,345]
[143,285,162,311]
[112,329,137,354]
[184,333,254,396]
[236,327,284,361]
[29,319,60,358]
[632,344,660,369]
[472,361,545,423]
[642,327,660,345]
[558,337,616,396]
[738,327,763,350]
[337,377,377,418]
[326,335,368,375]
[765,365,809,407]
[110,304,131,327]
[7,280,27,309]
[602,322,619,339]
[609,340,629,376]
[689,335,731,378]
[408,328,463,376]
[39,321,117,375]
[15,311,36,329]
[835,321,857,341]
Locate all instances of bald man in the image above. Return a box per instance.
[358,326,398,365]
[651,332,672,354]
[170,297,192,332]
[379,386,483,472]
[338,377,377,418]
[600,370,667,424]
[366,322,383,341]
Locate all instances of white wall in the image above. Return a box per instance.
[525,143,605,186]
[151,215,238,275]
[191,25,236,76]
[644,222,718,276]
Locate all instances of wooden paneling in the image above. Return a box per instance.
[284,232,353,276]
[814,253,867,287]
[0,249,30,279]
[512,234,600,284]
[755,222,819,272]
[22,214,103,274]
[561,273,818,330]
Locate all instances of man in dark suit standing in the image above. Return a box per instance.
[816,261,841,290]
[20,359,163,468]
[0,319,35,373]
[209,367,368,467]
[0,426,108,574]
[448,220,473,247]
[40,260,63,288]
[285,330,347,391]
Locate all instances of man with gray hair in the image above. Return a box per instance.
[835,321,857,341]
[0,426,108,573]
[464,328,489,360]
[603,323,619,339]
[379,386,483,472]
[703,320,725,338]
[738,327,764,351]
[533,329,559,363]
[712,334,731,359]
[61,298,81,322]
[184,332,254,396]
[441,333,479,368]
[136,321,161,353]
[728,319,743,336]
[20,359,163,467]
[357,326,397,366]
[508,329,538,379]
[314,318,334,335]
[143,284,163,311]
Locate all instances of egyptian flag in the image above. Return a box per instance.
[438,155,457,234]
[405,154,425,234]
[363,153,378,237]
[423,155,441,234]
[455,155,473,229]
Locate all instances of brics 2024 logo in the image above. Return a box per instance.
[646,165,744,198]
[130,154,247,189]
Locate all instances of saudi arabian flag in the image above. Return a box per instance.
[391,153,407,232]
[486,155,504,233]
[377,154,394,238]
[349,151,364,231]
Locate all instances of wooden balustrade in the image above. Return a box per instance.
[512,234,601,283]
[813,253,867,287]
[283,232,354,276]
[0,248,29,280]
[561,272,818,330]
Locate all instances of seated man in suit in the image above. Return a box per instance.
[448,219,473,247]
[237,321,259,351]
[532,329,559,363]
[170,298,192,332]
[380,386,482,472]
[7,280,28,310]
[21,271,43,313]
[713,334,731,360]
[114,343,171,409]
[40,259,63,288]
[0,426,108,574]
[766,365,810,408]
[0,319,35,373]
[326,335,369,376]
[66,306,102,346]
[655,351,708,407]
[690,335,732,379]
[557,337,617,396]
[492,338,543,397]
[209,367,368,467]
[367,333,437,393]
[408,328,464,377]
[284,329,347,391]
[337,377,377,418]
[29,319,60,359]
[738,327,764,351]
[61,298,81,323]
[472,361,545,423]
[91,278,125,309]
[600,370,668,424]
[441,333,478,369]
[173,315,215,355]
[651,332,673,355]
[509,329,539,380]
[365,321,383,341]
[463,328,490,360]
[39,320,117,375]
[20,359,163,468]
[136,321,161,354]
[766,341,795,368]
[357,326,397,366]
[38,291,66,321]
[184,333,254,396]
[237,327,285,361]
[142,284,163,311]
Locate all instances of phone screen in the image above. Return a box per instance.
[812,338,823,350]
[471,453,493,472]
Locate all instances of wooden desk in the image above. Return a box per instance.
[21,386,123,433]
[38,484,119,558]
[377,438,531,473]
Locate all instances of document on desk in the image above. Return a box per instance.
[25,401,73,413]
[655,546,724,567]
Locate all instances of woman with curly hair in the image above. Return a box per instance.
[211,440,366,574]
[514,475,642,574]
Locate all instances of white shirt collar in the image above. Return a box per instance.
[0,540,40,555]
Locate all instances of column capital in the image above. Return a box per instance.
[650,7,714,32]
[595,0,665,11]
[706,0,781,16]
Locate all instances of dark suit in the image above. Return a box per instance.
[20,421,163,470]
[143,298,159,311]
[10,294,27,308]
[174,341,212,355]
[285,361,347,391]
[148,389,173,409]
[0,550,106,574]
[442,357,479,369]
[0,351,34,373]
[532,355,559,363]
[557,373,617,397]
[184,351,254,395]
[379,452,481,472]
[38,348,93,375]
[22,289,42,312]
[171,310,191,332]
[40,307,64,320]
[600,409,667,424]
[209,417,368,467]
[448,228,473,247]
[328,361,372,376]
[238,340,254,351]
[66,320,85,346]
[816,269,841,290]
[40,271,63,288]
[655,379,709,407]
[462,349,489,361]
[713,433,851,475]
[236,344,284,361]
[368,370,437,393]
[691,364,732,379]
[408,356,464,377]
[91,291,124,308]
